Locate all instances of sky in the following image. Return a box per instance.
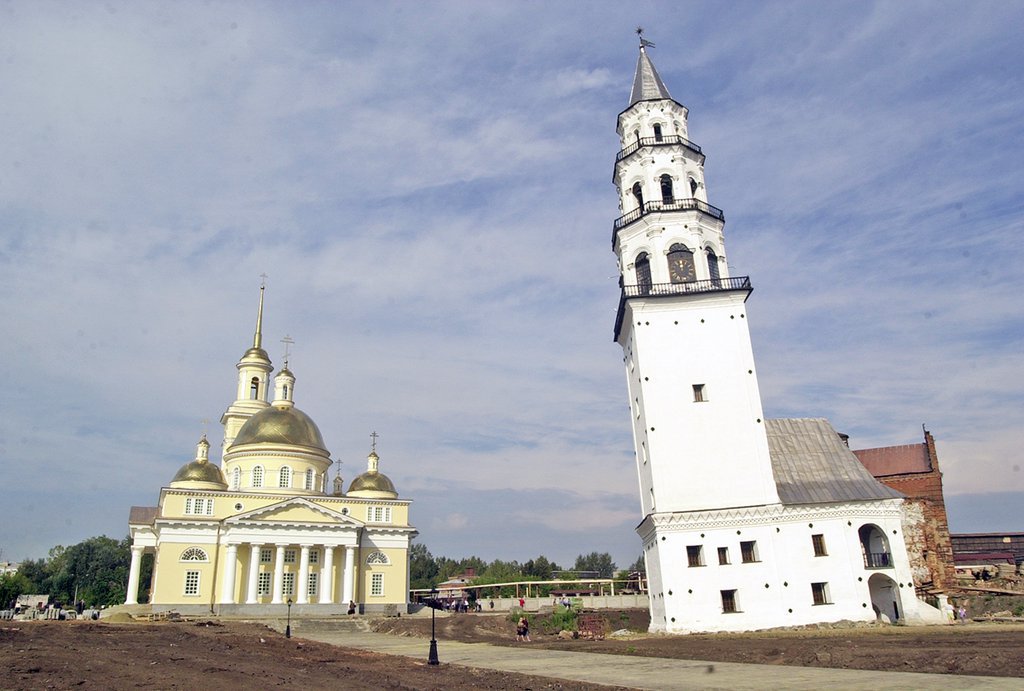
[1,1,1022,572]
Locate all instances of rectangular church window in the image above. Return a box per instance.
[258,572,271,595]
[307,572,318,599]
[812,582,831,605]
[718,547,730,565]
[260,549,272,564]
[371,573,384,597]
[284,549,296,563]
[309,549,319,565]
[282,573,295,597]
[184,571,200,596]
[812,534,828,557]
[740,541,758,563]
[721,589,738,613]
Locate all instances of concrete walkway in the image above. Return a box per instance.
[295,628,1019,690]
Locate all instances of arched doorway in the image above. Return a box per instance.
[868,573,903,623]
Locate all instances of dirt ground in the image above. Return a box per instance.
[3,609,1024,690]
[376,608,1024,678]
[0,620,618,690]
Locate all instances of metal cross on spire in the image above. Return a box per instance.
[259,272,269,288]
[370,430,379,452]
[281,334,294,367]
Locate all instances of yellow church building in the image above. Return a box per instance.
[125,286,417,614]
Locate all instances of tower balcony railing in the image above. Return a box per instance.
[613,276,752,340]
[864,552,894,569]
[612,198,725,239]
[616,135,703,162]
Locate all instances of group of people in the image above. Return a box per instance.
[515,615,530,642]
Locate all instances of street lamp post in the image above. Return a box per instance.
[286,598,293,639]
[428,588,439,665]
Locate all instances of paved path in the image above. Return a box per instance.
[295,629,1019,690]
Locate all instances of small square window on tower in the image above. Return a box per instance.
[687,545,704,567]
[692,384,706,402]
[721,589,739,613]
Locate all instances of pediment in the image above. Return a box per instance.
[227,497,363,526]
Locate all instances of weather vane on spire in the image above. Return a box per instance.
[636,26,655,49]
[370,430,379,453]
[281,335,294,368]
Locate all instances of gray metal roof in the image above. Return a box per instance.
[766,418,904,505]
[629,47,671,106]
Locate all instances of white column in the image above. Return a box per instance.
[320,546,335,604]
[220,544,239,604]
[342,545,356,604]
[272,545,285,604]
[297,545,311,604]
[125,546,144,605]
[246,544,261,604]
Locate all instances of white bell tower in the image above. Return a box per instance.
[613,39,780,529]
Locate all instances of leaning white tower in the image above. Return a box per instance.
[612,38,932,634]
[613,40,780,523]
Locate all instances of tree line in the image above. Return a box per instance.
[2,536,641,608]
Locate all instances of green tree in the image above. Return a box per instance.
[573,552,616,578]
[47,536,130,606]
[16,558,50,593]
[523,555,558,580]
[409,542,439,590]
[0,572,32,609]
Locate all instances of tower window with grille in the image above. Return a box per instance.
[252,466,264,488]
[721,589,739,613]
[812,534,828,557]
[635,253,652,294]
[250,377,260,400]
[687,545,704,567]
[740,540,759,563]
[653,123,663,141]
[305,468,314,491]
[660,174,674,204]
[232,466,241,491]
[706,249,721,283]
[279,466,292,489]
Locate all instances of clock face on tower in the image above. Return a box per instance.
[669,255,696,283]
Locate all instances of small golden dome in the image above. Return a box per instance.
[171,460,227,487]
[230,404,327,451]
[347,470,398,498]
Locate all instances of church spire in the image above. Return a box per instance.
[253,277,266,350]
[629,29,671,106]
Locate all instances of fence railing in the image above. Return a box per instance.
[613,198,725,235]
[616,134,703,162]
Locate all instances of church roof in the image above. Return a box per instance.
[853,443,932,476]
[629,47,672,106]
[129,506,158,525]
[766,418,903,505]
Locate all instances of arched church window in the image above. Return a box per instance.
[667,244,696,284]
[252,465,264,488]
[632,182,644,210]
[660,174,674,204]
[365,551,390,565]
[635,252,652,295]
[249,377,260,400]
[180,547,209,562]
[231,467,241,491]
[304,468,314,491]
[653,123,663,142]
[706,248,721,284]
[689,177,698,197]
[279,466,292,489]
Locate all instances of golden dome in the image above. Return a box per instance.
[230,404,327,451]
[347,470,398,498]
[170,460,227,489]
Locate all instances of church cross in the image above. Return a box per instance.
[370,430,379,452]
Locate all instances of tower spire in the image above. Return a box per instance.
[629,29,671,106]
[253,275,267,350]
